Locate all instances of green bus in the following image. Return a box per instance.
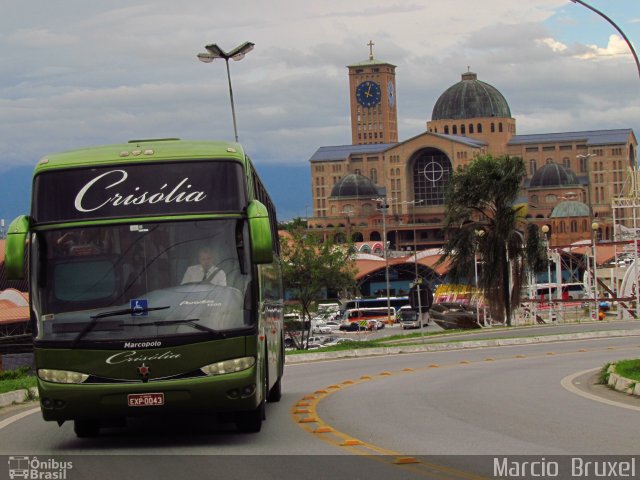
[4,138,284,436]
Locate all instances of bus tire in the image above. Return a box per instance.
[235,401,264,433]
[74,419,100,438]
[267,377,282,403]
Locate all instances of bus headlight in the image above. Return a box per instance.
[200,357,255,376]
[38,369,89,384]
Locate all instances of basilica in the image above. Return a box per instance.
[307,46,637,251]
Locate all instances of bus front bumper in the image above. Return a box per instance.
[37,366,260,422]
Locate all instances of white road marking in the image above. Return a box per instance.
[0,407,40,431]
[561,368,640,412]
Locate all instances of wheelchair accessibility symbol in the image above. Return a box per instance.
[130,299,148,316]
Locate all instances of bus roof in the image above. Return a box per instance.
[34,139,247,174]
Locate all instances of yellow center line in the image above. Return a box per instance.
[290,342,640,478]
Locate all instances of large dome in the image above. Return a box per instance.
[330,174,379,198]
[432,72,511,121]
[529,163,579,188]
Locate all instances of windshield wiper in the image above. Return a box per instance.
[72,306,171,346]
[90,306,170,319]
[120,318,226,338]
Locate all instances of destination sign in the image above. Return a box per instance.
[32,161,247,224]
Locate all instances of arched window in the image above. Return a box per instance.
[491,123,495,133]
[444,125,449,134]
[498,122,503,133]
[530,159,537,174]
[461,124,466,135]
[452,125,458,135]
[469,123,474,134]
[411,148,452,206]
[477,123,482,133]
[370,168,378,184]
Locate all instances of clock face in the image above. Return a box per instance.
[356,81,382,108]
[388,80,395,107]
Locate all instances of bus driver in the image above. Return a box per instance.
[181,247,227,286]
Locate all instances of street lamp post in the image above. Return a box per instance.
[374,197,392,324]
[474,229,485,326]
[592,221,600,320]
[400,199,424,337]
[569,0,640,82]
[197,41,255,142]
[541,225,553,324]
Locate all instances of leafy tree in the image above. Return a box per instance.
[440,154,544,325]
[278,217,308,231]
[280,229,356,348]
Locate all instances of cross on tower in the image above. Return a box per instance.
[368,40,375,60]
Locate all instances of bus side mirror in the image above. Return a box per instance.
[247,200,273,264]
[5,215,30,280]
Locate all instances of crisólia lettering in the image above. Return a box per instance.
[74,170,207,213]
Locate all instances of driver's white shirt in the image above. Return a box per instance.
[181,265,227,286]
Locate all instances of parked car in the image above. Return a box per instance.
[306,336,329,348]
[312,323,332,334]
[428,302,481,330]
[339,322,366,332]
[324,321,341,330]
[322,337,355,347]
[400,309,428,329]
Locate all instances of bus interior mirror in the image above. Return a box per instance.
[5,215,30,280]
[247,200,273,264]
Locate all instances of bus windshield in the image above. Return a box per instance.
[30,218,252,345]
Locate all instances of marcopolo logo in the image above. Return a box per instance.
[8,456,73,479]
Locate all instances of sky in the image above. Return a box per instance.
[0,0,639,221]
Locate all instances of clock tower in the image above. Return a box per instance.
[348,41,398,145]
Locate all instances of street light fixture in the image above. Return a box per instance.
[197,41,255,142]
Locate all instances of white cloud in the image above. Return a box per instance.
[0,0,637,174]
[576,34,635,60]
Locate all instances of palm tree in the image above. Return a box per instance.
[440,154,543,326]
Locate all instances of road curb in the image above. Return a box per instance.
[0,387,38,408]
[285,329,640,364]
[607,365,640,397]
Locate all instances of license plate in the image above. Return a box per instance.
[127,393,164,407]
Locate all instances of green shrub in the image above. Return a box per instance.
[597,362,611,385]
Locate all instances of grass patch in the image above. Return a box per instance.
[0,366,37,395]
[614,359,640,382]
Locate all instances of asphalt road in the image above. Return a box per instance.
[0,331,638,480]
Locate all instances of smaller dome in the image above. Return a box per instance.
[330,174,379,198]
[551,201,590,218]
[529,163,579,188]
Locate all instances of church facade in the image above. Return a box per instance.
[307,46,638,250]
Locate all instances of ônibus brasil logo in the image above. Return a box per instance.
[8,456,73,479]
